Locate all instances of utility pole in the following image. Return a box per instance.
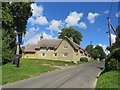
[90,41,92,45]
[107,17,112,47]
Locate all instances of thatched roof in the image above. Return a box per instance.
[25,44,36,52]
[35,39,62,49]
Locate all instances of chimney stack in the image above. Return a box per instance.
[40,34,43,40]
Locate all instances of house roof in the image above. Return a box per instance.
[25,44,36,52]
[35,39,63,49]
[64,36,84,51]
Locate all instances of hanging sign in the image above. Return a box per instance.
[18,33,23,44]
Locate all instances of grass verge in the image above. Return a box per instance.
[2,62,58,85]
[96,71,120,88]
[2,58,96,85]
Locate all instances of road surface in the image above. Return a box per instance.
[2,61,104,88]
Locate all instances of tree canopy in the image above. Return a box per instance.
[58,27,83,45]
[85,45,106,60]
[2,2,32,64]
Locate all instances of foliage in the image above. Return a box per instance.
[96,71,119,88]
[105,48,120,71]
[92,49,100,59]
[2,2,32,64]
[107,58,120,71]
[95,45,106,60]
[58,27,83,45]
[2,29,14,64]
[80,57,88,62]
[85,45,106,60]
[85,45,94,56]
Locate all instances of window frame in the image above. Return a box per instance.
[41,53,46,57]
[63,53,68,57]
[53,53,58,57]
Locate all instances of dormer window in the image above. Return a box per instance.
[64,46,68,49]
[41,47,47,50]
[49,47,55,50]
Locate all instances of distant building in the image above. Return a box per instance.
[22,36,91,62]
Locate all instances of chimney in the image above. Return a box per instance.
[40,34,43,40]
[70,37,73,41]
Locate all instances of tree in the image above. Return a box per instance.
[95,45,106,60]
[2,2,32,64]
[85,45,94,56]
[92,49,100,59]
[58,27,83,45]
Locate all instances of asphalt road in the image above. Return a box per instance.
[3,61,105,88]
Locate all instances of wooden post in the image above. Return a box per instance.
[107,17,112,47]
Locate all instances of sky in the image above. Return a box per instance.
[22,2,120,54]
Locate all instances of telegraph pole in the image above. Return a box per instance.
[107,17,112,47]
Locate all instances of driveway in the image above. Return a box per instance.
[2,61,105,88]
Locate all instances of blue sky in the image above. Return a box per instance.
[23,2,119,53]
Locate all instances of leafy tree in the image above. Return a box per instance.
[2,2,32,64]
[58,27,83,45]
[85,45,106,60]
[95,45,106,60]
[85,45,94,56]
[92,49,100,59]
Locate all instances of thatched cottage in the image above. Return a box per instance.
[23,36,91,62]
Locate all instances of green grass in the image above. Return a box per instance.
[21,58,76,66]
[2,58,96,85]
[96,71,120,88]
[2,61,58,85]
[21,58,97,66]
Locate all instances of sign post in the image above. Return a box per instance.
[13,32,23,67]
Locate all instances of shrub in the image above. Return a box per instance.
[80,57,88,62]
[105,48,120,71]
[107,58,119,71]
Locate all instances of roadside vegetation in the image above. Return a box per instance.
[2,58,96,85]
[96,26,120,88]
[96,71,119,88]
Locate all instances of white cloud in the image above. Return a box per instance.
[115,11,120,18]
[46,20,62,32]
[98,44,110,55]
[104,10,110,14]
[78,22,87,29]
[24,27,40,40]
[28,17,36,24]
[87,12,99,23]
[28,16,48,25]
[65,11,83,27]
[111,34,116,43]
[36,16,48,25]
[31,3,43,17]
[24,32,55,45]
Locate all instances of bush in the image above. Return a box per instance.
[107,58,119,71]
[80,57,88,62]
[105,48,120,71]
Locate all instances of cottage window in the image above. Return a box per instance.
[41,47,47,50]
[63,53,68,57]
[53,53,57,57]
[64,46,68,49]
[49,47,55,50]
[41,53,46,57]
